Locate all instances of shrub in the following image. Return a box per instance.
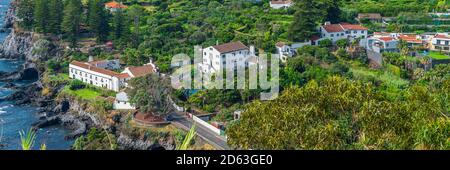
[69,80,85,90]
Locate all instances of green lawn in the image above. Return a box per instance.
[62,86,101,100]
[428,51,450,60]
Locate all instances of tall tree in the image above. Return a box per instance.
[128,74,173,117]
[16,0,34,30]
[112,8,128,41]
[323,0,341,23]
[33,0,49,33]
[88,0,110,42]
[288,0,320,42]
[47,0,64,34]
[62,0,82,47]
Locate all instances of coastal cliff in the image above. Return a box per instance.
[0,1,177,150]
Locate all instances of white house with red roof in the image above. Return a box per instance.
[430,33,450,52]
[201,41,256,73]
[367,36,399,53]
[269,0,294,9]
[105,1,128,12]
[319,22,368,47]
[69,60,157,92]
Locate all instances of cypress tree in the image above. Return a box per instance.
[62,0,82,47]
[47,0,64,34]
[33,0,49,33]
[88,0,110,42]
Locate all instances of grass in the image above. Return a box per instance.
[349,61,409,89]
[428,51,450,60]
[62,86,101,100]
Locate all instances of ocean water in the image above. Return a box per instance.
[0,0,73,150]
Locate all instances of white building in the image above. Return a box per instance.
[269,0,293,9]
[276,41,312,62]
[201,41,256,73]
[69,60,156,92]
[319,22,368,47]
[113,92,135,110]
[430,33,450,52]
[367,36,399,53]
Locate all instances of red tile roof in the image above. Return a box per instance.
[116,73,131,79]
[398,34,422,43]
[70,61,130,79]
[105,1,128,9]
[322,24,344,33]
[310,35,321,41]
[435,34,450,40]
[340,23,368,30]
[70,61,118,76]
[213,41,249,54]
[128,64,155,77]
[378,37,395,42]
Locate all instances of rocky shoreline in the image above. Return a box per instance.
[0,2,175,150]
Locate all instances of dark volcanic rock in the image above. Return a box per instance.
[32,116,60,128]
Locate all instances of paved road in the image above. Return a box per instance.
[170,112,230,150]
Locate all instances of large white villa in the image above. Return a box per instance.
[201,41,257,73]
[69,59,157,92]
[319,22,368,46]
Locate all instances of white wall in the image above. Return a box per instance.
[113,101,135,110]
[202,47,251,73]
[69,64,121,92]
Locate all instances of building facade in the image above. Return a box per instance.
[319,22,368,47]
[201,41,256,73]
[430,33,450,52]
[69,60,156,92]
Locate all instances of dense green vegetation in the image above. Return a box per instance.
[12,0,450,150]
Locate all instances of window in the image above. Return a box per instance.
[353,31,357,34]
[222,55,225,58]
[361,30,365,34]
[330,34,334,37]
[341,33,344,36]
[346,31,350,34]
[437,40,441,44]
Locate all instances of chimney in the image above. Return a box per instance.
[216,40,219,46]
[88,56,94,62]
[324,21,331,25]
[249,45,255,56]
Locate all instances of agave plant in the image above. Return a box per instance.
[19,128,37,150]
[177,124,196,150]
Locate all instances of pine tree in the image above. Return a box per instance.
[288,0,320,42]
[17,0,34,30]
[62,0,82,47]
[112,8,127,41]
[47,0,64,34]
[323,0,341,23]
[34,0,49,33]
[88,0,110,42]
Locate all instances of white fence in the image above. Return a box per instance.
[169,97,224,136]
[188,113,222,136]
